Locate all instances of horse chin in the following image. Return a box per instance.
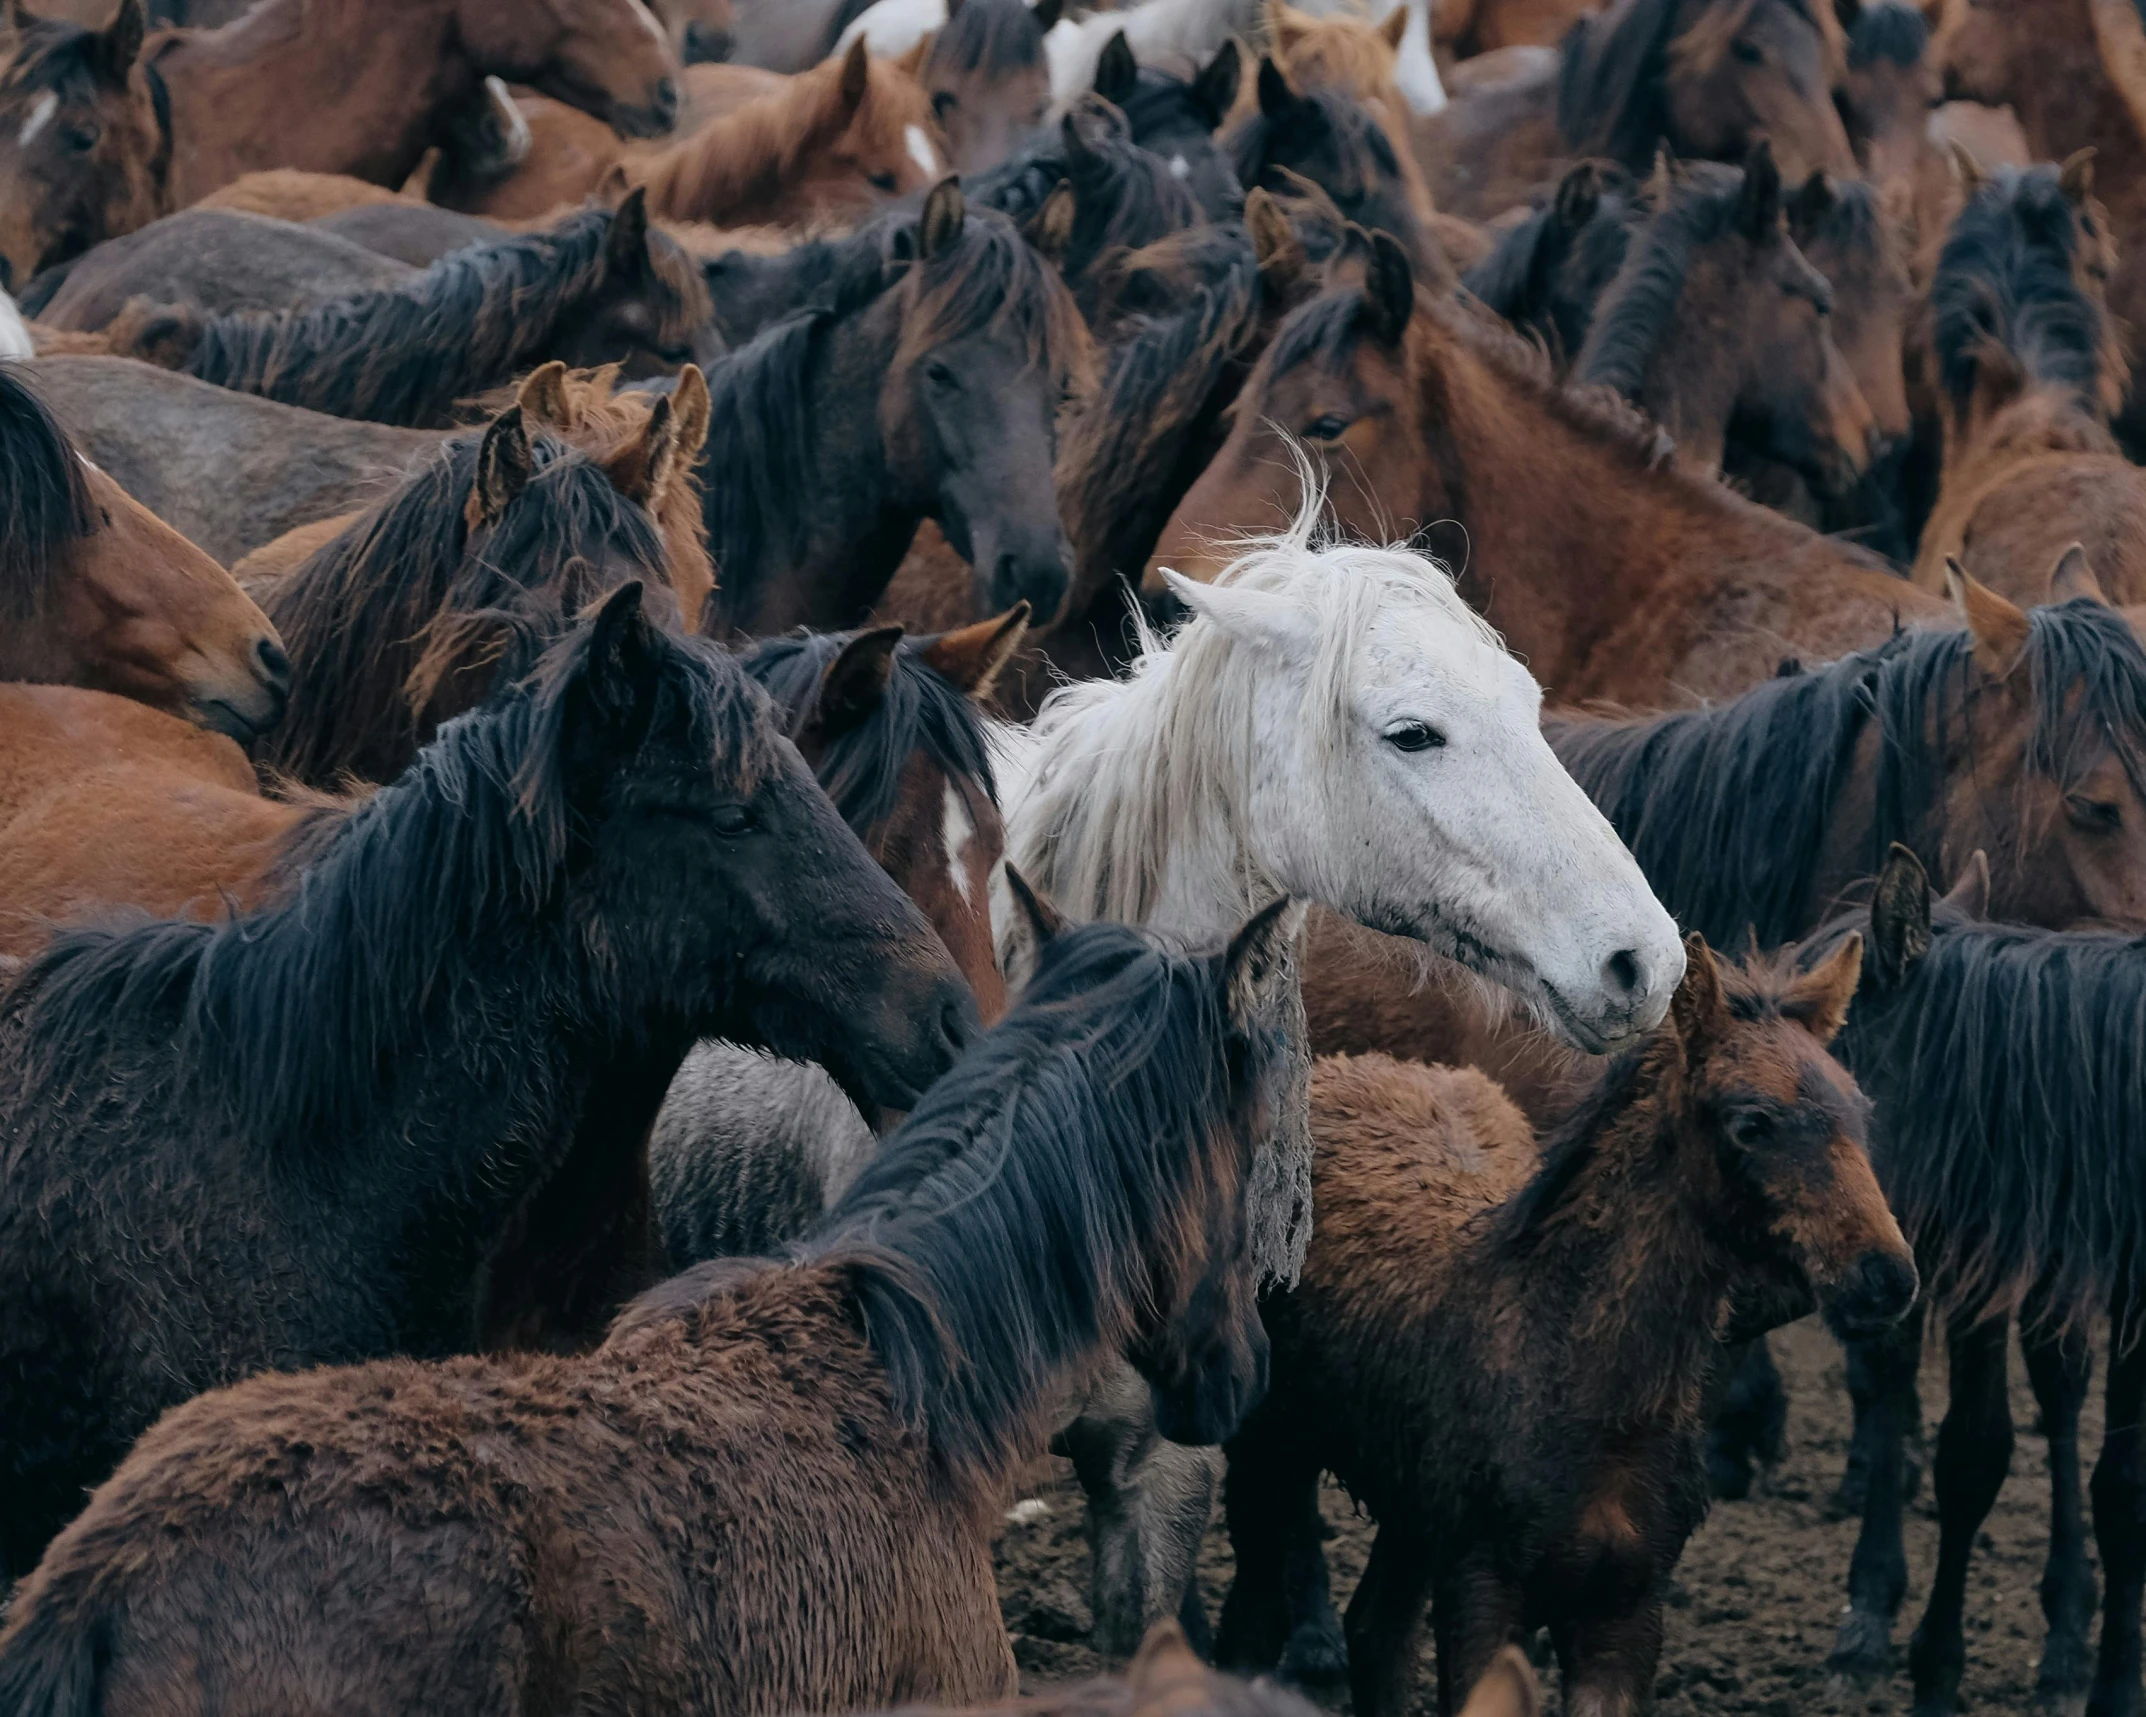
[1146,1335,1270,1448]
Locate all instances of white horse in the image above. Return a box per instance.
[993,487,1678,1652]
[0,289,33,362]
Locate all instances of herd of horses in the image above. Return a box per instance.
[0,0,2143,1713]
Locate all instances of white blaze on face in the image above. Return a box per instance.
[18,91,59,149]
[904,123,940,179]
[942,781,977,904]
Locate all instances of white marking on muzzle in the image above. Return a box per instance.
[18,91,59,149]
[904,122,939,179]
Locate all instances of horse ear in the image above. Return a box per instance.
[1941,849,1991,921]
[2049,542,2109,606]
[1023,179,1076,266]
[1946,138,1987,194]
[1224,896,1307,1039]
[2060,147,2097,205]
[1246,186,1308,295]
[607,186,651,273]
[515,360,573,429]
[1003,861,1069,953]
[1379,3,1410,51]
[1670,932,1731,1056]
[1033,0,1066,30]
[1161,568,1312,662]
[1458,1646,1543,1717]
[1257,54,1299,120]
[1362,229,1414,347]
[1868,843,1932,987]
[1791,171,1835,242]
[1943,556,2031,677]
[1267,0,1312,52]
[1553,160,1601,233]
[1737,139,1782,243]
[1126,1621,1209,1711]
[1645,144,1677,207]
[668,363,712,466]
[467,405,534,529]
[812,625,904,741]
[916,176,965,259]
[1783,932,1862,1046]
[922,601,1030,701]
[1094,29,1138,107]
[99,0,146,80]
[894,33,931,78]
[599,391,675,506]
[573,581,663,747]
[838,34,871,115]
[1193,40,1240,128]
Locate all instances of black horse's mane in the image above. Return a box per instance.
[0,362,95,623]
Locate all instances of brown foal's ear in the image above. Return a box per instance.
[1868,842,1932,987]
[838,34,871,115]
[1784,932,1862,1045]
[668,363,712,465]
[1670,932,1730,1055]
[1946,137,1987,193]
[1457,1646,1544,1717]
[813,625,904,741]
[99,0,145,80]
[1940,849,1991,921]
[1224,896,1306,1037]
[1380,2,1410,49]
[1003,862,1069,949]
[921,602,1030,701]
[600,391,675,505]
[515,359,573,429]
[1024,179,1076,267]
[1363,229,1414,348]
[467,405,534,529]
[2048,542,2109,607]
[2060,146,2097,205]
[917,176,965,260]
[1944,557,2032,677]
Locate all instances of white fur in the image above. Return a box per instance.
[1384,0,1447,116]
[1045,0,1260,106]
[0,289,33,362]
[941,781,977,905]
[483,77,533,169]
[17,90,58,148]
[837,0,946,59]
[996,480,1682,1052]
[903,121,940,178]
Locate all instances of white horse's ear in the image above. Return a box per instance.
[1160,569,1312,662]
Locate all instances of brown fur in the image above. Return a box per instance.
[195,167,413,222]
[1438,0,1604,55]
[1221,938,1914,1716]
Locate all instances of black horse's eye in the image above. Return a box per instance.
[2068,794,2123,831]
[1384,721,1445,753]
[1730,37,1763,64]
[711,804,756,836]
[1728,1110,1775,1148]
[932,89,959,119]
[61,125,98,153]
[1302,413,1351,441]
[926,359,960,390]
[869,171,899,192]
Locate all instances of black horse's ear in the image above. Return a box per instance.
[99,0,145,80]
[1224,896,1305,1037]
[1256,55,1298,122]
[575,581,663,743]
[917,176,965,260]
[1094,29,1137,107]
[1004,862,1069,949]
[812,625,904,741]
[1192,39,1241,129]
[1868,843,1932,987]
[1033,0,1066,29]
[607,186,651,272]
[1737,138,1782,243]
[468,405,534,529]
[1940,849,1991,922]
[1553,160,1601,233]
[1362,229,1414,348]
[1790,170,1834,242]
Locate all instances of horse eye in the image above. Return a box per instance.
[1302,413,1351,441]
[1731,37,1763,64]
[1728,1110,1775,1147]
[926,359,960,391]
[711,804,756,836]
[62,125,98,153]
[2067,794,2123,831]
[932,89,959,118]
[869,171,899,193]
[1384,721,1445,753]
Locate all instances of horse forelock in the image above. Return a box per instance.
[898,209,1094,393]
[0,361,93,622]
[927,0,1047,76]
[1845,0,1928,70]
[2026,597,2146,800]
[1578,160,1753,399]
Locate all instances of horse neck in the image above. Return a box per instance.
[156,0,474,201]
[1629,314,1737,474]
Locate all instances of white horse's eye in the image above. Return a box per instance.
[1384,721,1446,752]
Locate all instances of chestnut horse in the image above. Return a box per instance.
[1218,935,1912,1714]
[0,360,286,737]
[0,0,681,286]
[0,897,1297,1713]
[1150,237,1949,704]
[0,586,972,1583]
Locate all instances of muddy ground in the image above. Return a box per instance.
[995,1317,2111,1714]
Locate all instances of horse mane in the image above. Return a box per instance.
[1929,165,2127,429]
[0,362,93,623]
[169,206,709,425]
[1461,166,1638,357]
[1577,161,1775,398]
[1548,598,2146,950]
[1845,0,1928,69]
[796,917,1253,1483]
[0,15,111,99]
[742,628,999,832]
[0,622,773,1149]
[1226,82,1422,254]
[1808,907,2146,1330]
[926,0,1047,79]
[257,430,678,785]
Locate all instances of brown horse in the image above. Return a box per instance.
[1217,934,1912,1714]
[0,0,681,287]
[0,359,286,737]
[1149,236,1949,705]
[0,897,1298,1714]
[921,0,1061,176]
[1438,0,1602,54]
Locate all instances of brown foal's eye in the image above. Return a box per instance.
[2067,794,2123,832]
[1302,413,1351,442]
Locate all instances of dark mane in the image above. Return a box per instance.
[1461,166,1637,360]
[1548,599,2146,949]
[0,362,94,622]
[1226,84,1425,261]
[796,918,1248,1479]
[0,624,772,1149]
[1845,0,1928,69]
[1808,908,2146,1329]
[0,17,111,102]
[742,628,998,831]
[1578,161,1778,397]
[1929,165,2123,424]
[926,0,1046,77]
[702,220,888,346]
[171,207,711,426]
[257,430,678,786]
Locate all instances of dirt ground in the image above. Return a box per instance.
[995,1317,2112,1715]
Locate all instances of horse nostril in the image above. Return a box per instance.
[652,78,681,125]
[938,995,975,1059]
[256,636,292,691]
[1604,947,1644,999]
[683,23,732,63]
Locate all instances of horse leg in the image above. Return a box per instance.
[1707,1336,1788,1500]
[1217,1422,1344,1682]
[2087,1293,2146,1717]
[1344,1528,1437,1717]
[2020,1304,2096,1715]
[1907,1315,2014,1717]
[1828,1302,1926,1682]
[1836,1303,1928,1516]
[1553,1596,1666,1717]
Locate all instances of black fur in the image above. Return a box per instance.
[0,362,94,622]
